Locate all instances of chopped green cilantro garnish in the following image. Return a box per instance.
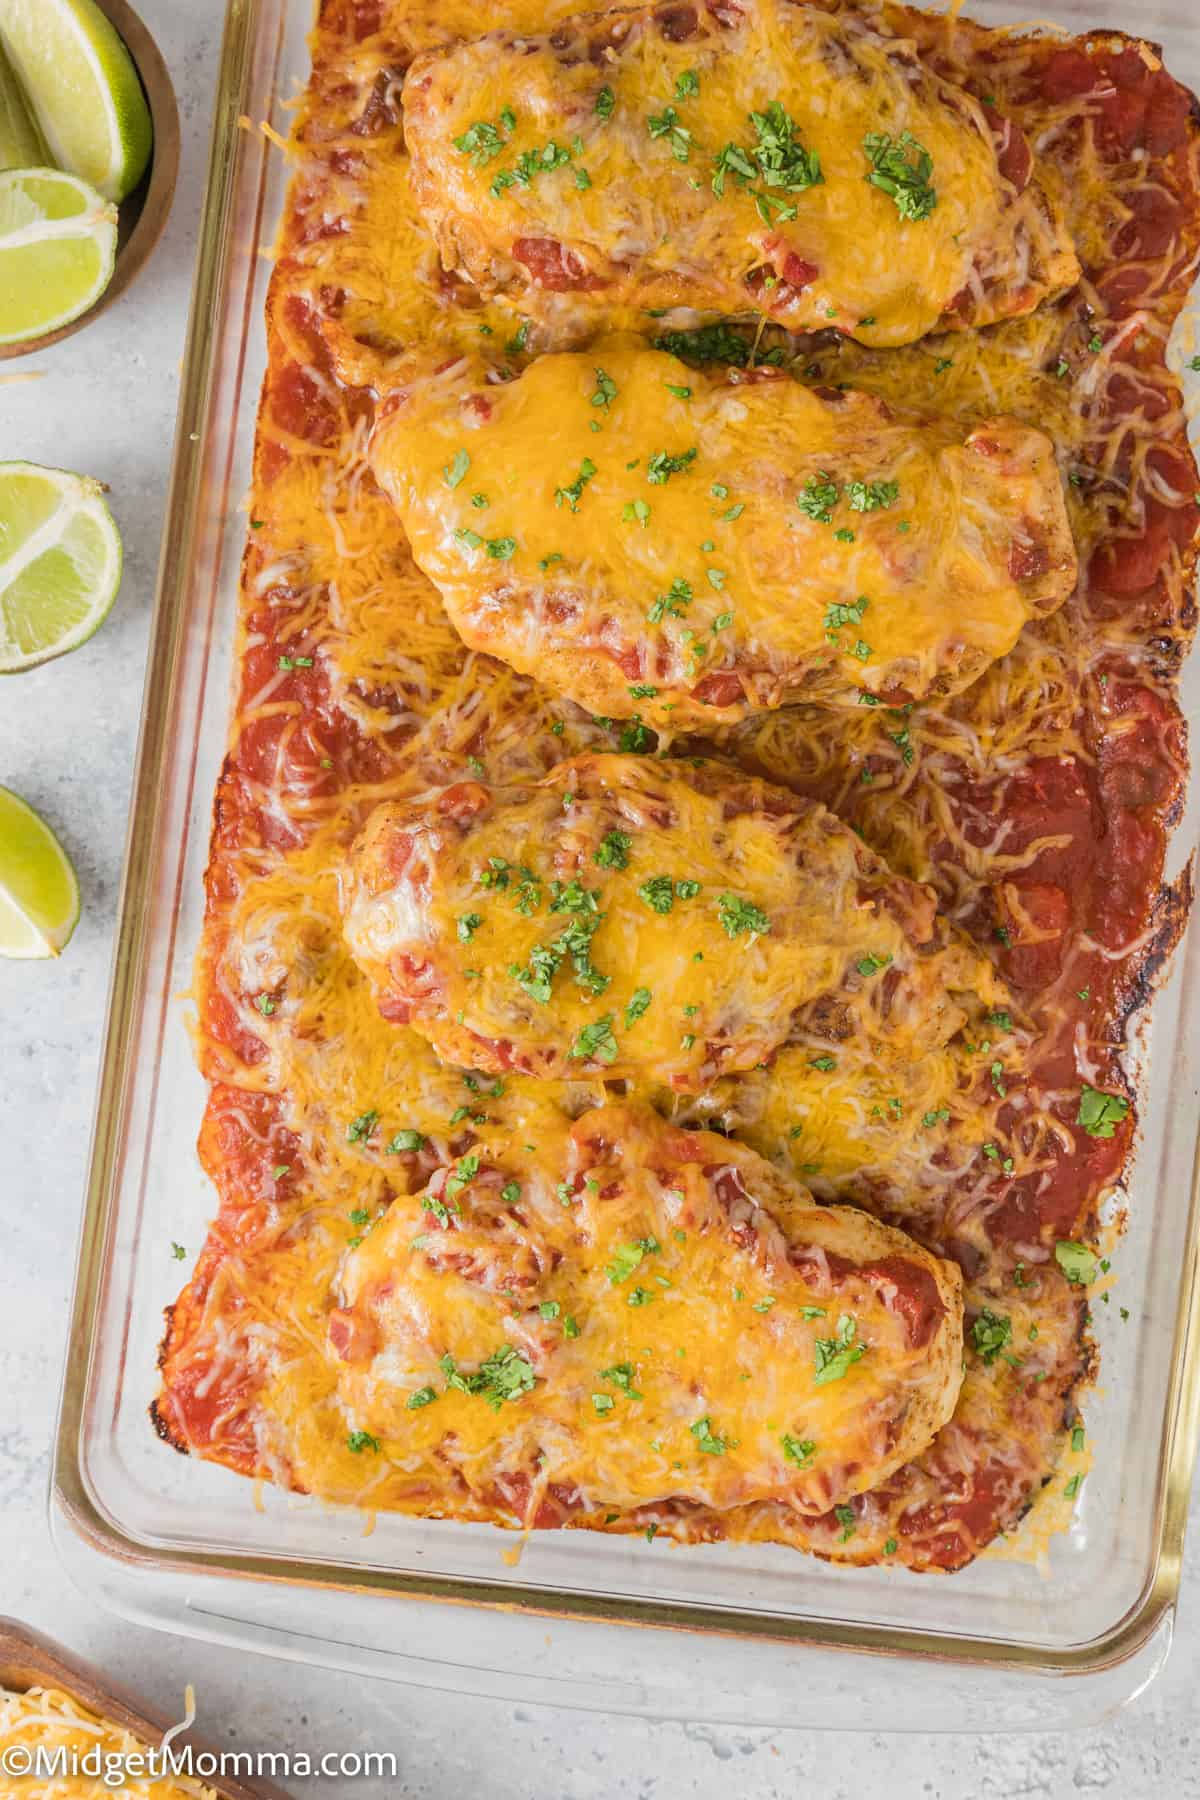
[654,323,781,367]
[856,951,891,977]
[606,1238,659,1285]
[648,577,692,622]
[970,1308,1013,1365]
[823,594,869,642]
[554,456,597,513]
[646,446,697,484]
[796,471,839,522]
[595,829,632,869]
[781,1434,816,1468]
[638,874,676,914]
[591,367,618,410]
[847,479,899,513]
[490,139,576,198]
[346,1431,380,1454]
[444,1154,480,1204]
[712,99,821,222]
[647,105,692,162]
[1077,1085,1129,1138]
[601,1360,642,1398]
[453,114,512,167]
[717,894,770,938]
[625,987,652,1026]
[443,448,470,488]
[619,715,654,752]
[441,1345,536,1411]
[570,1013,619,1064]
[691,1415,735,1455]
[746,100,822,196]
[862,130,936,221]
[346,1110,378,1144]
[711,139,756,197]
[813,1313,866,1385]
[1056,1240,1098,1285]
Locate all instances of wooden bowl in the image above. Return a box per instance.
[0,0,181,360]
[0,1616,293,1799]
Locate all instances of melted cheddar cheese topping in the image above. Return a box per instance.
[342,753,1008,1092]
[370,347,1077,724]
[404,0,1079,347]
[329,1105,963,1519]
[156,0,1200,1573]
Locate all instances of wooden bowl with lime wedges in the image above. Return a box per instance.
[0,0,180,358]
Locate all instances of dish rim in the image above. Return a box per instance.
[50,0,1200,1683]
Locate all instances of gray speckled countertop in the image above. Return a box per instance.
[3,5,1200,1793]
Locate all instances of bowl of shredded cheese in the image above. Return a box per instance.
[0,1617,291,1800]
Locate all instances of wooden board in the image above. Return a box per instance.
[0,1617,293,1800]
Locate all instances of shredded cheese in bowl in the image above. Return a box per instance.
[0,1684,221,1800]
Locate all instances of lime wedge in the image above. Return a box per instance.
[0,168,117,345]
[0,0,151,202]
[0,462,122,672]
[0,786,79,958]
[0,38,46,170]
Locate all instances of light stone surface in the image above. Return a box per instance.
[1,4,1199,1794]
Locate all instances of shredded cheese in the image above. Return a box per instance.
[0,1687,218,1800]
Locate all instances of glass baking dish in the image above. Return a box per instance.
[51,0,1200,1728]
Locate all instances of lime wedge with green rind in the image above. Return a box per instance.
[0,0,151,202]
[0,462,122,673]
[0,167,117,345]
[0,785,79,958]
[0,38,46,170]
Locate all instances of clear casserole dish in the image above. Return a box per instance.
[52,0,1200,1728]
